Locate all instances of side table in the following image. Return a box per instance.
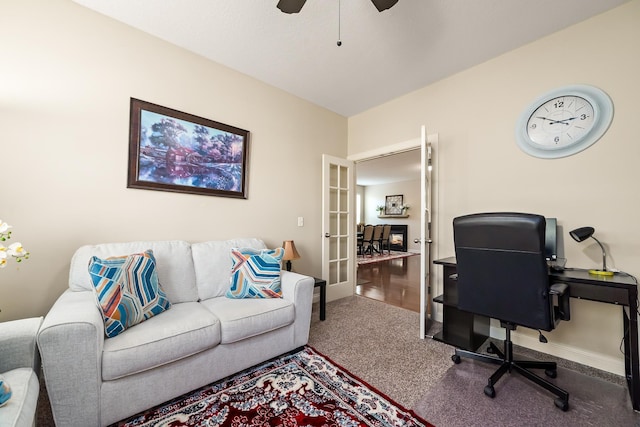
[314,277,326,321]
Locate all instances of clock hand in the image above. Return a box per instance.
[536,116,578,125]
[536,116,556,123]
[549,117,578,125]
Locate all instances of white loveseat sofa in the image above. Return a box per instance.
[37,238,315,427]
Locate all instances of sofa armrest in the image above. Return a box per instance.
[37,289,105,427]
[0,316,43,374]
[280,271,314,346]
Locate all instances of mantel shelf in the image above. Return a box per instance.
[377,214,409,218]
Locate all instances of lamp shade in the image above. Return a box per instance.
[372,0,399,12]
[568,226,613,276]
[282,240,300,261]
[277,0,307,14]
[569,226,595,243]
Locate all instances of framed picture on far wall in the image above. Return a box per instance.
[128,98,250,199]
[385,194,403,215]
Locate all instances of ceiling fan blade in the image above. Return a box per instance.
[371,0,399,12]
[277,0,307,14]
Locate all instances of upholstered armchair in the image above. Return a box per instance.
[0,317,43,427]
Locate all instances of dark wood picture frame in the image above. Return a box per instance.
[384,194,404,215]
[128,98,250,199]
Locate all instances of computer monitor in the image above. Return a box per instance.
[545,217,557,261]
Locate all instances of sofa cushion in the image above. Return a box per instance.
[89,250,172,338]
[102,302,221,381]
[226,247,284,299]
[192,238,266,300]
[69,241,198,303]
[200,296,294,344]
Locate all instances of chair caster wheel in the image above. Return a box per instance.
[451,354,461,364]
[554,398,569,411]
[484,385,496,398]
[545,369,557,378]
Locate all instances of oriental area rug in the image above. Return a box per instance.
[113,346,433,427]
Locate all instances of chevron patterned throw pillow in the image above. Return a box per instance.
[226,247,284,299]
[88,250,171,338]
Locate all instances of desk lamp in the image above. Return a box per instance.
[569,226,614,276]
[282,240,300,272]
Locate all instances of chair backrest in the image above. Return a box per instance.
[382,224,391,239]
[373,224,384,240]
[362,225,374,240]
[453,212,553,331]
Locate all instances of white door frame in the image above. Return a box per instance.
[349,131,439,338]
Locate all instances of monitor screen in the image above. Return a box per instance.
[545,217,557,261]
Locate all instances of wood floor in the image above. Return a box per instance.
[356,253,421,312]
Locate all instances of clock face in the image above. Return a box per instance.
[515,85,613,159]
[526,96,595,148]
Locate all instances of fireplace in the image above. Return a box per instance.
[389,224,408,252]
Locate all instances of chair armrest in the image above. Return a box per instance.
[550,282,570,321]
[37,289,105,427]
[550,282,568,295]
[0,317,43,374]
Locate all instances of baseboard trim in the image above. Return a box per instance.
[490,326,625,376]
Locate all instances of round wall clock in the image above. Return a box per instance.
[515,85,613,159]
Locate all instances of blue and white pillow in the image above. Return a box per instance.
[88,250,171,338]
[226,247,284,299]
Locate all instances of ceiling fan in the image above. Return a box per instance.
[277,0,399,14]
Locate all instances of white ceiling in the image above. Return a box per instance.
[71,0,628,117]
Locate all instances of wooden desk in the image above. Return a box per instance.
[433,256,640,411]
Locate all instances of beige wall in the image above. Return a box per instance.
[349,1,640,374]
[0,0,347,321]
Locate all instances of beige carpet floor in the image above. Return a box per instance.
[308,296,640,426]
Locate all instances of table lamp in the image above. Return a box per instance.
[569,226,614,276]
[282,240,300,272]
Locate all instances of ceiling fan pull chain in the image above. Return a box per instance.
[337,0,342,46]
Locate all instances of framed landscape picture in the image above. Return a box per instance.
[128,98,250,199]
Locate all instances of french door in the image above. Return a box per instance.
[321,155,356,301]
[419,126,437,338]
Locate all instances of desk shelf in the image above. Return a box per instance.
[431,263,490,352]
[433,289,458,307]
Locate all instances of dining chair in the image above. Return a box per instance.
[372,225,384,254]
[379,224,392,254]
[361,225,375,257]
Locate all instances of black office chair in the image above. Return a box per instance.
[452,212,571,411]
